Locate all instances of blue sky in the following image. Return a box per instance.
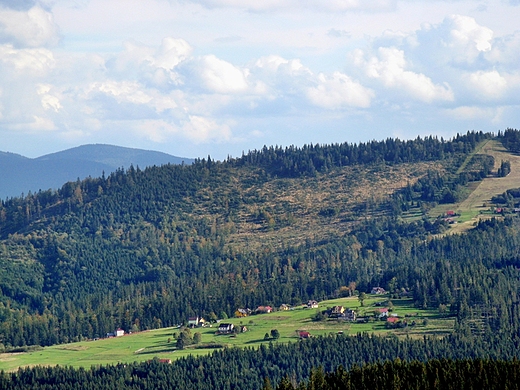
[1,0,519,160]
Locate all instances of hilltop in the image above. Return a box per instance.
[0,144,193,199]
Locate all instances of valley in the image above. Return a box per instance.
[0,294,453,371]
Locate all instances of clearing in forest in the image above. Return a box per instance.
[440,140,520,234]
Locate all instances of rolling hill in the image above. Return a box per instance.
[1,130,520,369]
[0,144,193,199]
[3,130,520,388]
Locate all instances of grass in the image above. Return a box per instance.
[413,140,520,235]
[441,140,520,234]
[0,295,454,372]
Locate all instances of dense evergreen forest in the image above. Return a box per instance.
[270,357,520,390]
[2,129,520,388]
[2,334,520,389]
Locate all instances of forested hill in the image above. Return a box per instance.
[0,144,193,199]
[2,129,520,351]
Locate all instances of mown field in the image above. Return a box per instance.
[0,295,454,372]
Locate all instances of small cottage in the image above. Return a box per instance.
[371,287,386,295]
[217,323,235,334]
[256,306,273,314]
[307,300,319,309]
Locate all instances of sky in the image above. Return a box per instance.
[0,0,519,161]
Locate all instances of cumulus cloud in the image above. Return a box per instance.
[0,44,55,74]
[252,55,312,99]
[307,72,373,109]
[414,15,493,68]
[354,47,453,103]
[189,55,249,94]
[486,31,520,66]
[464,70,508,99]
[37,83,62,112]
[0,5,59,47]
[255,55,307,75]
[111,37,192,89]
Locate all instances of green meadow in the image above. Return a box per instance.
[0,295,454,372]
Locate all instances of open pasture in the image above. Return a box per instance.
[0,295,453,371]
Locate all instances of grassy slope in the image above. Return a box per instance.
[0,295,453,371]
[429,140,520,234]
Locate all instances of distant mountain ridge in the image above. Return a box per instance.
[0,144,193,199]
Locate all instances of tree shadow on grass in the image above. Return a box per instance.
[137,347,177,355]
[244,339,269,344]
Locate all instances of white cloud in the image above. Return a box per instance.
[0,44,55,74]
[195,55,249,93]
[487,31,520,66]
[464,70,508,99]
[255,55,307,75]
[413,15,493,68]
[307,72,373,109]
[182,115,232,142]
[354,47,454,103]
[153,37,192,70]
[89,80,153,105]
[0,6,59,47]
[37,83,62,112]
[111,37,192,89]
[447,15,493,53]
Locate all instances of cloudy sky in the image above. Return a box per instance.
[1,0,519,160]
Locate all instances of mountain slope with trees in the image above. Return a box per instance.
[3,129,520,388]
[0,144,193,199]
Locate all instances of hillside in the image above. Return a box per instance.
[1,130,520,357]
[0,144,193,199]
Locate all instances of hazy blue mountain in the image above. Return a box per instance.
[0,144,193,199]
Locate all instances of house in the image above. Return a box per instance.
[279,304,290,311]
[299,331,311,339]
[307,300,319,309]
[217,323,235,334]
[386,317,400,324]
[376,308,389,318]
[115,328,125,337]
[330,306,345,317]
[256,306,273,314]
[188,316,200,327]
[342,308,356,322]
[371,287,386,295]
[235,308,251,317]
[446,210,455,217]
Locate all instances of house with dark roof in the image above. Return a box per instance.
[217,323,235,334]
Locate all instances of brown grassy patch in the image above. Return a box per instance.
[220,162,442,251]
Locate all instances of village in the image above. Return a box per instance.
[174,286,414,343]
[101,286,419,348]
